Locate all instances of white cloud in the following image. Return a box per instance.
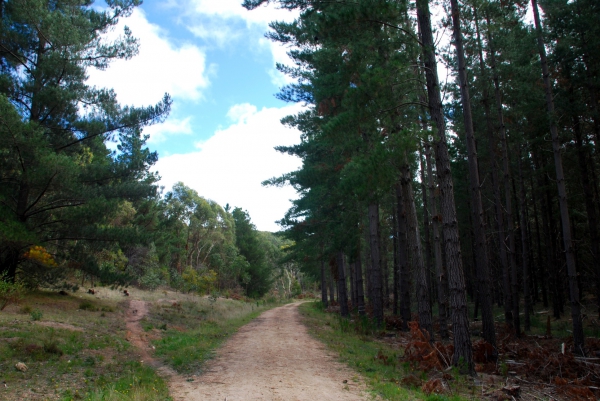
[87,8,210,106]
[187,23,241,47]
[188,0,296,27]
[226,103,258,122]
[183,0,297,86]
[254,36,296,87]
[144,117,193,144]
[153,103,304,232]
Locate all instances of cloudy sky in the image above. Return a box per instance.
[88,0,303,232]
[86,1,463,232]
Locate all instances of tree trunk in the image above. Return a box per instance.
[424,141,448,339]
[382,239,390,310]
[396,182,411,331]
[474,7,509,318]
[337,252,349,317]
[349,262,356,310]
[532,0,584,355]
[483,11,515,328]
[0,247,20,283]
[368,202,384,326]
[573,109,600,320]
[329,269,335,305]
[392,204,399,316]
[321,258,328,308]
[355,242,366,315]
[518,146,531,332]
[419,147,435,320]
[450,0,496,351]
[364,223,372,308]
[417,0,473,372]
[403,163,434,340]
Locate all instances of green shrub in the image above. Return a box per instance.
[43,340,63,356]
[30,309,43,321]
[0,272,25,311]
[79,300,97,311]
[19,304,33,314]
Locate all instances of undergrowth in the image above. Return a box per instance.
[299,302,471,401]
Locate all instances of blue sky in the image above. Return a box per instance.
[87,0,303,232]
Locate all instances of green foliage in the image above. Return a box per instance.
[79,301,97,311]
[30,309,43,321]
[181,268,218,295]
[0,272,25,311]
[232,208,274,298]
[0,0,170,286]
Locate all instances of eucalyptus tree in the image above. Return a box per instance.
[0,0,170,283]
[232,207,275,298]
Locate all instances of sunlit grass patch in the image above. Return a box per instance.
[75,362,171,401]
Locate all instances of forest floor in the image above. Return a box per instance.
[306,302,600,401]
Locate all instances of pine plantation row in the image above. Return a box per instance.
[243,0,600,374]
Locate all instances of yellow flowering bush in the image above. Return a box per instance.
[22,246,58,267]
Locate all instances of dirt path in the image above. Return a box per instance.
[126,300,371,401]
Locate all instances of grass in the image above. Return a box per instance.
[74,362,170,401]
[299,302,475,401]
[0,288,171,401]
[152,297,283,374]
[1,285,287,400]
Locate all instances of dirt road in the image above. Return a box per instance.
[164,302,371,400]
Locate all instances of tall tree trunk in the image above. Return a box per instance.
[349,261,356,310]
[484,11,515,328]
[532,0,584,355]
[419,147,435,319]
[530,173,548,307]
[368,202,384,326]
[355,246,366,316]
[364,223,372,307]
[329,269,335,305]
[475,7,510,322]
[382,239,390,310]
[321,257,328,308]
[417,0,473,372]
[337,252,349,317]
[424,141,448,339]
[392,204,400,316]
[518,146,531,332]
[450,0,496,351]
[572,109,600,319]
[396,182,412,331]
[403,163,434,340]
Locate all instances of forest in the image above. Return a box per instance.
[243,0,600,377]
[0,0,296,305]
[2,0,600,395]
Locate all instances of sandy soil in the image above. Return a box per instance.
[126,300,372,401]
